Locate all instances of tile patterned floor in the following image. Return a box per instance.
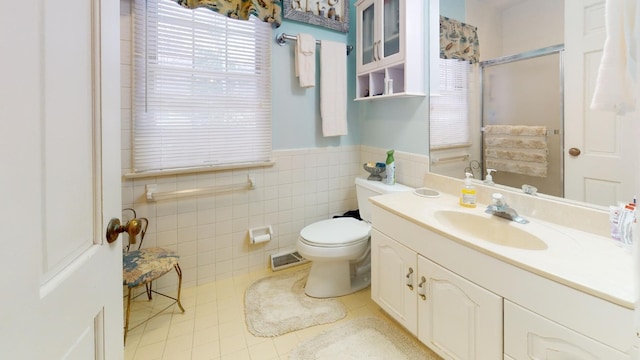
[123,265,426,360]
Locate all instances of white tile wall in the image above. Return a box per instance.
[120,148,362,290]
[120,0,430,290]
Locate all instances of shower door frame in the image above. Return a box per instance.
[479,44,565,197]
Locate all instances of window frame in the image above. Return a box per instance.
[128,0,273,177]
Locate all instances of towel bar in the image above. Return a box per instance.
[480,127,560,136]
[275,33,353,56]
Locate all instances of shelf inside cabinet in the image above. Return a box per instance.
[355,63,424,100]
[387,65,404,94]
[357,74,370,98]
[354,92,426,101]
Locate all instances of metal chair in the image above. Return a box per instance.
[121,208,185,343]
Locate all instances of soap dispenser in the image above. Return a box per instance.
[460,172,477,208]
[484,169,496,186]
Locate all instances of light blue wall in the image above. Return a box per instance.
[358,1,431,155]
[272,1,458,155]
[271,3,360,150]
[440,0,465,19]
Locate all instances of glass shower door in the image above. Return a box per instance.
[481,51,564,197]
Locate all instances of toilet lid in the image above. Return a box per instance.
[300,217,371,247]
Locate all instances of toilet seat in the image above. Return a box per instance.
[299,218,371,248]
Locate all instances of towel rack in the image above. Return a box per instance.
[480,127,560,136]
[275,33,353,56]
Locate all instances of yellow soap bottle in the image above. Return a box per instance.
[460,172,477,208]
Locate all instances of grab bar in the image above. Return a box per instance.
[431,154,470,164]
[146,176,255,201]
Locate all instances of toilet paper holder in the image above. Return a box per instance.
[249,225,272,244]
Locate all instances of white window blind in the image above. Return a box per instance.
[132,0,272,173]
[430,58,470,149]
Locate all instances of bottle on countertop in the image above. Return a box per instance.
[384,149,395,185]
[460,172,477,208]
[484,168,496,186]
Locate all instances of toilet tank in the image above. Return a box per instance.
[355,177,413,222]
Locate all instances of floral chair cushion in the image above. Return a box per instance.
[123,248,179,288]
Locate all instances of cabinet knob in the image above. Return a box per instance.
[417,276,427,300]
[405,267,414,290]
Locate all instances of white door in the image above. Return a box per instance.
[564,0,638,206]
[0,0,122,358]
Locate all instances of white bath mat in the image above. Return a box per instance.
[244,268,346,337]
[289,317,442,360]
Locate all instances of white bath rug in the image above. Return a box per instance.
[244,268,347,337]
[289,317,442,360]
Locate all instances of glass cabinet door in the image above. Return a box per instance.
[361,1,375,67]
[382,0,400,58]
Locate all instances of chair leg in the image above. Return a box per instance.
[145,282,153,300]
[174,263,185,313]
[124,287,132,345]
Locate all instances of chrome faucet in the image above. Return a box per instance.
[485,193,529,224]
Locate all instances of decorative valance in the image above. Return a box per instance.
[173,0,283,27]
[440,15,480,64]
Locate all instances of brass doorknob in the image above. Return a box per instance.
[106,218,142,244]
[568,148,581,156]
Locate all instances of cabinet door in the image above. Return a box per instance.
[504,301,629,360]
[371,229,418,334]
[418,256,503,360]
[357,0,377,73]
[378,0,402,66]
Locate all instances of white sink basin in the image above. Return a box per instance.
[433,210,548,250]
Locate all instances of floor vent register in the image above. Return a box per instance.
[270,250,308,271]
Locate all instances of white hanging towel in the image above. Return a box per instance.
[320,40,348,137]
[295,33,316,88]
[590,0,638,114]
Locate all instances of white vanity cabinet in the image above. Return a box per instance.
[354,0,425,99]
[371,229,503,359]
[370,200,633,360]
[504,301,628,360]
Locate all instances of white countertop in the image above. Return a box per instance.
[370,190,635,309]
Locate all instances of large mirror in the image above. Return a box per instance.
[429,0,637,208]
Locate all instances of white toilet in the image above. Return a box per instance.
[297,176,413,298]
